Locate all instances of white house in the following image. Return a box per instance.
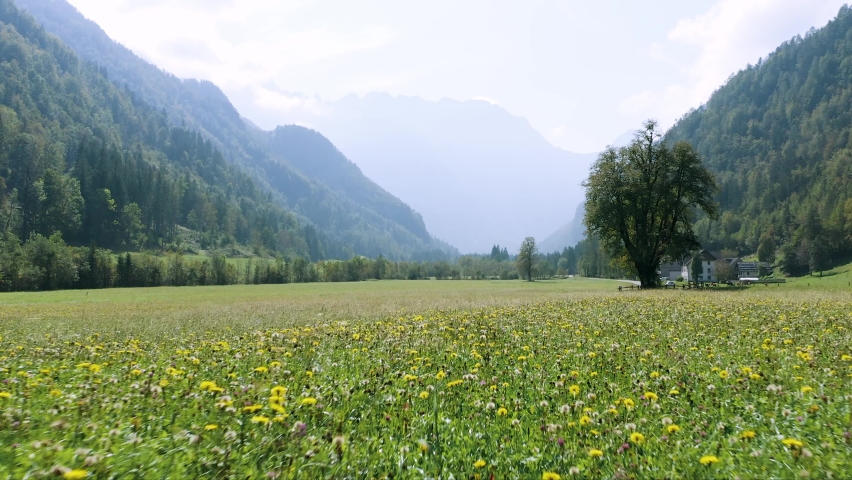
[682,250,721,283]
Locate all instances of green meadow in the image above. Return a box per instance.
[1,278,850,478]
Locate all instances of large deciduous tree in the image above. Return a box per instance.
[516,237,537,282]
[583,121,718,288]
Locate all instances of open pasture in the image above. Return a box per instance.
[1,280,851,478]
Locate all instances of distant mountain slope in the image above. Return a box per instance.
[14,0,451,260]
[261,125,431,240]
[666,5,852,272]
[539,203,585,253]
[301,93,596,253]
[0,0,320,259]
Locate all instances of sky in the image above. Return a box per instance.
[66,0,847,153]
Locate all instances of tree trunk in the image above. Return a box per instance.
[638,265,658,289]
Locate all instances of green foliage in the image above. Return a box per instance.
[691,253,704,283]
[584,121,718,287]
[666,6,852,274]
[15,0,453,260]
[516,237,537,281]
[0,0,347,271]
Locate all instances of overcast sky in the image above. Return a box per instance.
[67,0,846,153]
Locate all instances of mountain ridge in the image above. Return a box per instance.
[283,92,597,253]
[14,0,452,260]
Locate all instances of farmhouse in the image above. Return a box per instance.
[681,250,723,282]
[658,259,688,280]
[680,250,770,282]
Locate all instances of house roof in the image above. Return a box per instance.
[685,250,720,265]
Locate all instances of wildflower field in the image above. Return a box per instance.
[0,280,851,478]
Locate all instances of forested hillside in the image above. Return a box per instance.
[14,0,450,260]
[0,0,341,289]
[667,5,852,275]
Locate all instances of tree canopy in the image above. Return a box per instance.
[583,121,718,288]
[516,237,537,282]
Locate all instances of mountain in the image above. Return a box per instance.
[666,5,852,274]
[14,0,451,260]
[539,203,585,253]
[0,0,321,262]
[286,93,597,253]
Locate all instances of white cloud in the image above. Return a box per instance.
[621,0,846,130]
[65,0,851,153]
[471,96,500,105]
[252,88,324,115]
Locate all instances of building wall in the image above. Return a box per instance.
[682,260,718,282]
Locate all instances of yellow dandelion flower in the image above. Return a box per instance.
[497,407,508,416]
[741,430,756,440]
[436,370,446,380]
[205,424,218,430]
[199,381,217,391]
[699,455,719,465]
[623,398,635,409]
[800,386,813,394]
[447,379,463,388]
[0,392,11,399]
[588,449,603,458]
[300,397,317,406]
[644,391,658,401]
[271,386,287,397]
[253,366,268,374]
[49,389,62,397]
[718,370,729,379]
[419,391,429,399]
[629,432,645,444]
[474,459,486,468]
[542,473,561,480]
[251,415,270,424]
[669,389,680,395]
[667,424,680,434]
[579,415,592,426]
[242,404,263,413]
[749,374,761,381]
[569,385,580,395]
[782,438,803,448]
[63,470,88,480]
[650,371,660,378]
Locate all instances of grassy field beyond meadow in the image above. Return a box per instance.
[1,278,851,478]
